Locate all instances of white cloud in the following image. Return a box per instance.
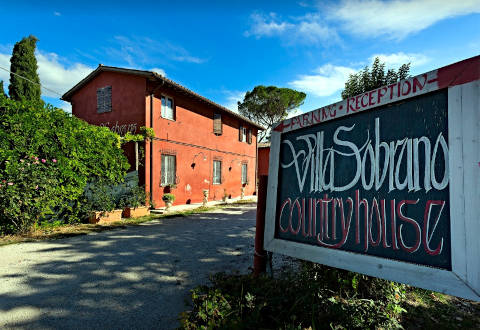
[329,0,480,40]
[245,12,339,44]
[171,55,204,64]
[0,53,10,83]
[295,14,340,44]
[54,11,61,16]
[222,90,246,112]
[369,52,430,69]
[36,52,94,97]
[289,64,356,97]
[0,47,94,99]
[150,67,166,77]
[244,13,293,38]
[106,36,206,67]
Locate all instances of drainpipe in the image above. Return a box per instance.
[254,175,268,276]
[148,78,164,209]
[255,129,258,195]
[149,93,153,207]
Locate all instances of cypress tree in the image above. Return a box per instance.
[0,80,5,97]
[8,35,42,102]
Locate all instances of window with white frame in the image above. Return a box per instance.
[161,154,176,185]
[97,86,112,113]
[161,96,175,120]
[239,126,247,142]
[213,160,222,184]
[241,163,248,184]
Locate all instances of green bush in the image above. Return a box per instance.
[0,96,129,233]
[181,263,406,329]
[0,156,62,233]
[83,180,118,213]
[118,185,147,209]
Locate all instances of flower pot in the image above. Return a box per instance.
[122,206,150,218]
[202,189,209,206]
[164,201,172,211]
[89,209,123,224]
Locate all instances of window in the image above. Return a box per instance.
[161,96,175,120]
[241,163,248,184]
[239,125,247,142]
[213,160,222,184]
[97,86,112,113]
[213,113,222,135]
[161,154,176,186]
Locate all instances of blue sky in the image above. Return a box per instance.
[0,0,479,114]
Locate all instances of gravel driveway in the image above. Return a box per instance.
[0,205,279,329]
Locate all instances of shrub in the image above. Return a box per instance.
[118,185,147,209]
[0,156,61,233]
[83,180,117,213]
[0,96,129,233]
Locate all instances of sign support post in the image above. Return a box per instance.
[254,175,268,276]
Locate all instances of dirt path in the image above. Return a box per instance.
[0,205,280,329]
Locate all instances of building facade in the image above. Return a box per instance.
[62,66,263,207]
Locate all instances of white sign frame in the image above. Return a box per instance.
[265,56,480,301]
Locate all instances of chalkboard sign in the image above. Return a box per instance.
[265,55,480,301]
[277,90,450,269]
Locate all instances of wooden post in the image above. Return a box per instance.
[254,175,268,276]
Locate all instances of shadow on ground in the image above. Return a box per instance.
[0,206,257,329]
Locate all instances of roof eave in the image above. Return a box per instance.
[62,66,265,130]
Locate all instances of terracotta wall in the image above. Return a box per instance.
[144,83,258,206]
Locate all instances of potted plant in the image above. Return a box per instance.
[202,189,209,206]
[86,182,123,224]
[120,185,150,218]
[222,188,228,202]
[162,193,175,211]
[241,181,248,200]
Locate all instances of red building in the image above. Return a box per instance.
[62,65,263,207]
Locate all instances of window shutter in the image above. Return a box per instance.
[247,129,252,144]
[167,98,174,120]
[239,125,243,141]
[213,113,222,135]
[241,163,247,184]
[161,97,166,118]
[97,86,112,113]
[168,155,175,184]
[161,155,166,185]
[104,86,112,112]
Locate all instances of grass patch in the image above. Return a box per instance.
[229,198,257,205]
[0,199,256,246]
[180,262,480,329]
[181,262,407,329]
[401,287,480,329]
